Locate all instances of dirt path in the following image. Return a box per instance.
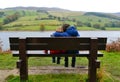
[0,69,18,82]
[0,66,88,82]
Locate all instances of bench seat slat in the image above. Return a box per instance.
[12,51,103,57]
[13,53,103,57]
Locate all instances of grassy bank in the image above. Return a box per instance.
[0,51,120,81]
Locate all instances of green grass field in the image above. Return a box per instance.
[0,51,120,82]
[6,74,88,82]
[1,9,120,31]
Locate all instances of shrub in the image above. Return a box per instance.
[106,38,120,52]
[0,39,3,53]
[40,24,45,31]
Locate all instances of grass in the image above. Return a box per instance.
[5,73,117,82]
[106,27,120,30]
[100,51,120,81]
[1,51,120,81]
[4,25,60,31]
[0,53,18,69]
[6,74,88,82]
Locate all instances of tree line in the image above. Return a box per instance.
[3,12,20,24]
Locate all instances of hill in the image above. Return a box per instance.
[0,7,120,31]
[113,12,120,16]
[4,6,71,12]
[84,12,120,20]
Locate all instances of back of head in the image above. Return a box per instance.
[66,25,80,37]
[62,24,70,32]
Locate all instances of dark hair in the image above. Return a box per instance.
[62,24,70,32]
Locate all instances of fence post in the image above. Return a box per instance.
[19,38,28,82]
[88,38,98,82]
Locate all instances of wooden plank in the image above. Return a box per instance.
[26,37,90,50]
[14,54,103,57]
[10,37,107,50]
[9,37,19,43]
[9,37,107,44]
[12,51,103,57]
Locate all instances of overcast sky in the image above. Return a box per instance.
[0,0,120,13]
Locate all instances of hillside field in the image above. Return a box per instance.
[0,7,120,31]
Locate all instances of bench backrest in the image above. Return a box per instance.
[10,37,106,50]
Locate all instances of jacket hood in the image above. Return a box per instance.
[66,26,80,36]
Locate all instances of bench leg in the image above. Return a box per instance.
[71,56,76,67]
[57,57,61,64]
[19,39,28,81]
[88,59,97,82]
[20,59,28,82]
[64,57,68,67]
[52,57,56,63]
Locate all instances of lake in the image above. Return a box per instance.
[0,31,120,50]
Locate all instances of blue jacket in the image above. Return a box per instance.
[51,26,80,54]
[52,26,80,37]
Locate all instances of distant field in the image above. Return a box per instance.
[106,27,120,30]
[48,11,84,17]
[1,9,120,31]
[77,26,99,30]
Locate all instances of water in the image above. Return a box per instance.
[0,31,120,50]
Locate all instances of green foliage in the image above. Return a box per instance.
[3,12,20,24]
[0,9,120,31]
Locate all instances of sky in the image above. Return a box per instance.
[0,0,120,13]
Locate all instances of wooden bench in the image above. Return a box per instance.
[9,37,107,82]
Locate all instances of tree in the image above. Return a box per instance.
[72,18,76,22]
[100,27,106,30]
[40,24,45,31]
[98,19,102,22]
[57,17,61,21]
[0,12,4,17]
[93,24,101,29]
[3,12,20,24]
[84,22,91,27]
[0,23,3,30]
[76,21,83,27]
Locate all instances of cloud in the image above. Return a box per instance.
[0,0,120,13]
